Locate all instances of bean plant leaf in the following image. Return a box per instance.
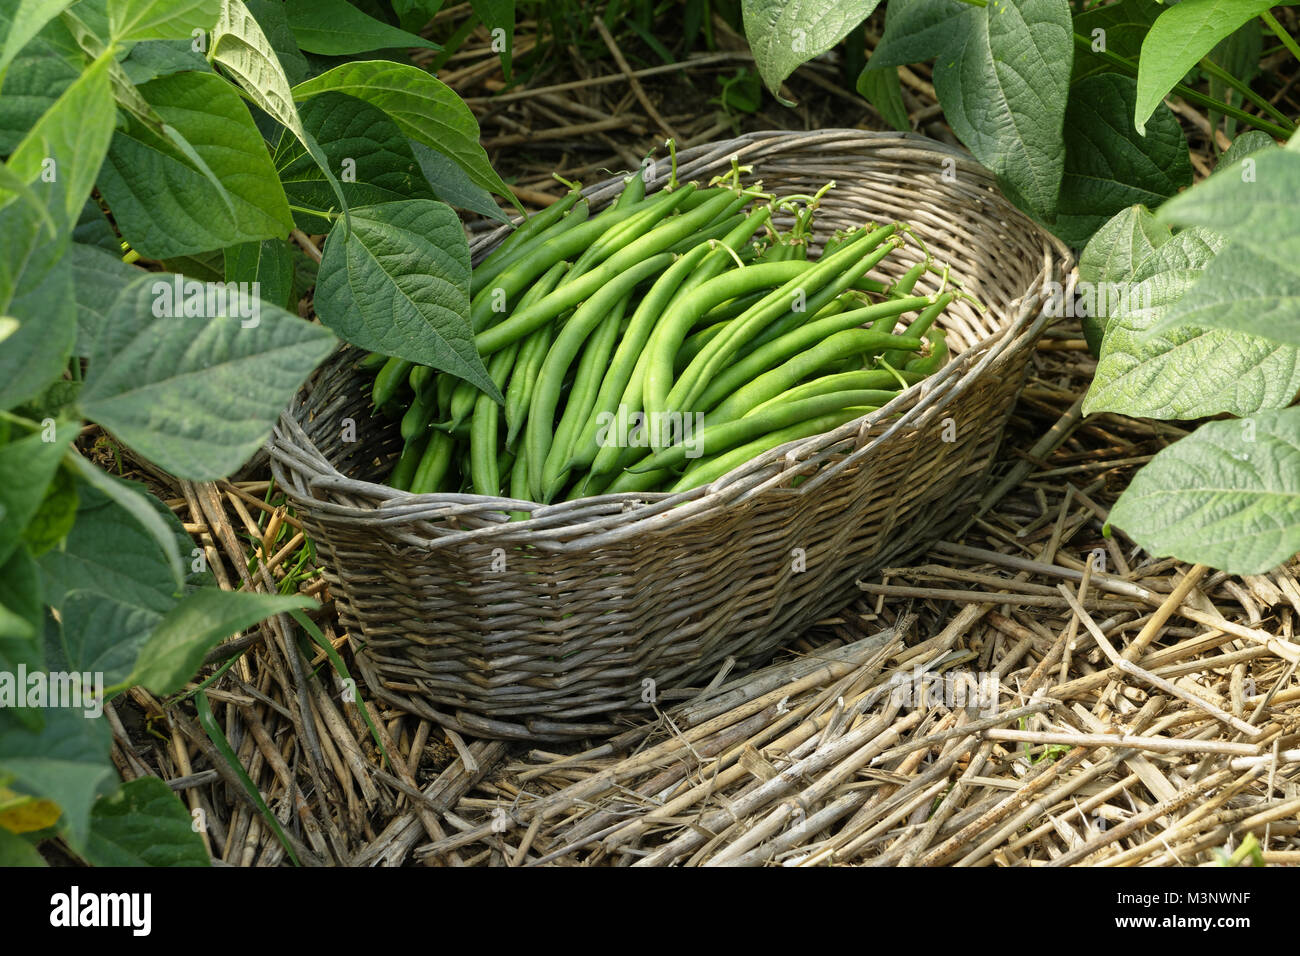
[1084,226,1300,419]
[83,777,210,866]
[0,0,76,75]
[1109,408,1300,575]
[46,591,160,689]
[314,200,499,399]
[0,826,47,866]
[931,0,1073,223]
[1213,130,1276,173]
[69,243,142,357]
[1153,146,1300,344]
[1076,203,1168,352]
[0,243,75,413]
[856,63,910,133]
[209,0,348,222]
[0,701,114,851]
[0,545,44,680]
[0,37,81,153]
[1134,0,1277,134]
[96,70,293,258]
[410,140,509,224]
[274,92,434,234]
[223,239,294,311]
[283,0,438,55]
[741,0,883,101]
[0,420,77,566]
[1072,0,1160,82]
[293,60,519,208]
[870,0,968,69]
[1054,73,1191,247]
[120,38,213,84]
[76,274,336,480]
[108,0,221,43]
[127,589,316,695]
[470,0,513,78]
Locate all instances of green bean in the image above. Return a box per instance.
[388,431,428,491]
[409,364,433,394]
[475,187,736,356]
[641,259,815,424]
[356,350,389,371]
[626,390,897,475]
[400,386,436,442]
[467,193,670,334]
[449,260,571,431]
[904,327,949,375]
[669,409,870,493]
[505,322,554,448]
[692,297,931,413]
[469,346,520,497]
[564,240,717,475]
[614,166,648,208]
[408,429,455,494]
[526,252,673,501]
[747,368,921,418]
[708,328,924,424]
[372,357,413,408]
[567,187,695,279]
[665,212,748,256]
[542,291,628,499]
[470,188,583,296]
[673,227,901,415]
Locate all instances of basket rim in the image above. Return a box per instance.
[269,129,1073,547]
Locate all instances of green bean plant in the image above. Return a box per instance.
[0,0,516,865]
[740,0,1300,576]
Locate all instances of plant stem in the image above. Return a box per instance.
[1198,57,1292,127]
[288,204,335,221]
[1261,11,1300,64]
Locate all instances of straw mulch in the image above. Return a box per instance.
[97,326,1300,867]
[91,11,1300,867]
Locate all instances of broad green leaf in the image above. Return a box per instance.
[0,702,114,850]
[314,200,498,399]
[410,140,509,224]
[97,70,293,259]
[1134,0,1276,134]
[1054,74,1191,247]
[1156,145,1300,273]
[242,0,307,87]
[1213,130,1276,173]
[21,464,77,557]
[1208,15,1260,138]
[60,6,171,134]
[856,64,910,133]
[38,477,203,615]
[224,239,293,311]
[76,274,335,480]
[0,37,80,152]
[293,60,518,207]
[69,242,142,357]
[60,459,187,591]
[209,0,346,222]
[83,777,209,866]
[1078,205,1170,289]
[0,240,75,412]
[0,420,76,565]
[470,0,512,78]
[0,0,75,75]
[128,589,316,695]
[108,0,221,42]
[0,826,47,866]
[0,546,44,683]
[1072,0,1160,82]
[931,0,1072,222]
[1084,228,1300,419]
[5,51,114,234]
[119,37,213,84]
[274,91,434,233]
[46,591,160,689]
[1153,242,1300,346]
[870,0,967,69]
[283,0,438,55]
[72,198,120,255]
[741,0,881,100]
[1109,408,1300,574]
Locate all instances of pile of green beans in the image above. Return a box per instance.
[362,167,964,505]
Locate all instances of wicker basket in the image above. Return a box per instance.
[269,130,1071,741]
